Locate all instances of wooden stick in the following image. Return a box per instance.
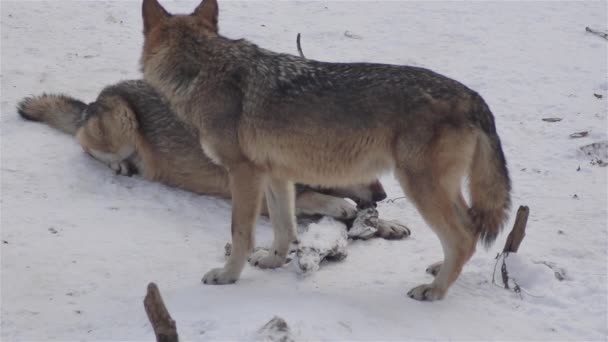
[502,205,530,253]
[144,282,179,342]
[296,33,305,58]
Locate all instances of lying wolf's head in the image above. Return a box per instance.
[76,97,139,175]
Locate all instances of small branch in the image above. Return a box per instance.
[296,33,305,58]
[570,131,589,139]
[144,283,179,342]
[541,117,562,122]
[511,279,523,300]
[503,205,530,253]
[500,254,510,289]
[585,26,608,40]
[385,196,407,203]
[533,261,567,281]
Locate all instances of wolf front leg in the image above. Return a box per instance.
[249,178,297,268]
[202,163,266,285]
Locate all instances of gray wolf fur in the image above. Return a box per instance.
[140,0,511,300]
[18,80,409,239]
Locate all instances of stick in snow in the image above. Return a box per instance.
[503,205,530,253]
[585,26,608,40]
[144,282,179,342]
[296,33,305,58]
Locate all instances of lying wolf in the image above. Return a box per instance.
[18,80,410,239]
[139,0,511,300]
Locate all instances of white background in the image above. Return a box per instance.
[1,1,607,340]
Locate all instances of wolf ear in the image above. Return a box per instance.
[193,0,219,32]
[113,98,140,133]
[142,0,170,35]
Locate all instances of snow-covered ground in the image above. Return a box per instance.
[2,1,607,340]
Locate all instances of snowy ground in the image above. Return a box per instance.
[2,1,607,340]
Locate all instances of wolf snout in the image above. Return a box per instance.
[372,190,387,203]
[369,180,387,203]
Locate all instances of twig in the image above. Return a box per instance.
[585,26,608,40]
[541,117,562,122]
[532,260,567,281]
[501,253,510,289]
[492,253,510,289]
[144,283,179,342]
[491,253,500,286]
[296,33,305,58]
[512,278,544,299]
[492,252,547,299]
[385,196,407,203]
[511,279,523,300]
[503,205,529,253]
[570,131,589,139]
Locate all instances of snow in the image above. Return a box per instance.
[295,217,349,274]
[495,253,562,295]
[1,0,607,340]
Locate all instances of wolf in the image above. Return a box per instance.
[139,0,511,300]
[17,80,409,239]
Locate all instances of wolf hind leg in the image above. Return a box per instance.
[203,162,265,284]
[375,219,411,240]
[249,177,297,269]
[397,169,475,301]
[425,194,473,277]
[395,129,477,300]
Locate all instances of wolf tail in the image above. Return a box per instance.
[468,94,511,247]
[17,94,88,135]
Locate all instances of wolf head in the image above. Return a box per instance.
[140,0,220,96]
[142,0,218,36]
[76,97,138,168]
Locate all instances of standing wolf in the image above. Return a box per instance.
[139,0,511,300]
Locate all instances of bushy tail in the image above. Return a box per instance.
[17,94,88,135]
[468,96,511,247]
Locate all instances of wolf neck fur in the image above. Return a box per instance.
[150,34,311,102]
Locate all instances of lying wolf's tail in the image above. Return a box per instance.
[468,94,511,247]
[17,94,88,135]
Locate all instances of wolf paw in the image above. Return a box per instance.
[375,219,411,240]
[425,262,442,277]
[348,207,378,239]
[248,249,286,269]
[407,284,445,301]
[110,160,137,177]
[201,267,238,285]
